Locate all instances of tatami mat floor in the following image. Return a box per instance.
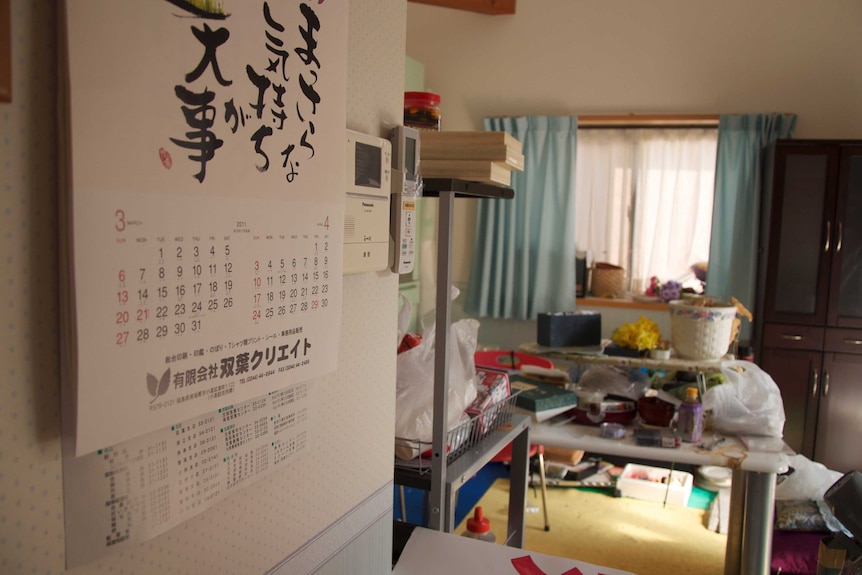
[455,477,727,575]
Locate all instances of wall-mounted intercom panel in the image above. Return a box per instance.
[388,125,421,275]
[343,129,392,275]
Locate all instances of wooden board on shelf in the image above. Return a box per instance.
[406,0,516,16]
[420,143,524,171]
[420,160,511,186]
[419,130,522,152]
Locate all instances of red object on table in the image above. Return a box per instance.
[474,350,554,371]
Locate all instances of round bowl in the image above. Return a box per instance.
[568,396,636,426]
[668,299,737,360]
[637,396,676,427]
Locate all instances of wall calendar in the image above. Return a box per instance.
[63,0,347,456]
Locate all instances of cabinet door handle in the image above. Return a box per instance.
[822,370,830,397]
[843,338,862,345]
[781,334,803,341]
[824,221,831,252]
[836,221,843,253]
[811,369,818,398]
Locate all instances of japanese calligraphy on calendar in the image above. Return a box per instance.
[65,0,347,456]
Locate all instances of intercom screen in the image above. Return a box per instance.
[405,136,417,182]
[354,141,382,188]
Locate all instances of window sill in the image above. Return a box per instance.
[577,295,669,312]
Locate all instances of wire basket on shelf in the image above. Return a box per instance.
[394,391,521,475]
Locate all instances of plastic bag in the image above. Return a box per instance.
[575,366,651,400]
[397,292,413,346]
[702,360,786,438]
[776,454,843,500]
[394,314,479,460]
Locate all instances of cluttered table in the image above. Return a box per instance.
[518,341,730,373]
[515,341,788,575]
[532,418,787,475]
[531,417,787,575]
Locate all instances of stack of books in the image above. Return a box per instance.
[508,373,578,423]
[418,131,524,186]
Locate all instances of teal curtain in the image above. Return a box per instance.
[465,116,578,320]
[707,114,796,332]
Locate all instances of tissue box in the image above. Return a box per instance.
[537,311,601,347]
[617,463,693,507]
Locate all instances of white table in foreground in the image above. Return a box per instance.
[393,525,635,575]
[532,420,789,575]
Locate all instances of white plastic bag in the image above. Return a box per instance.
[702,360,786,438]
[394,316,479,460]
[776,454,843,500]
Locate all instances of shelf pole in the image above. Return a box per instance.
[428,190,455,531]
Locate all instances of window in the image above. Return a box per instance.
[575,126,718,293]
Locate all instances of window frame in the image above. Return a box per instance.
[576,116,719,294]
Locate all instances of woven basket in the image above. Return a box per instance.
[669,299,737,360]
[590,263,626,298]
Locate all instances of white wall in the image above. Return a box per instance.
[406,0,862,288]
[0,1,403,573]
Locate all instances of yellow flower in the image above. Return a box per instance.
[611,316,662,351]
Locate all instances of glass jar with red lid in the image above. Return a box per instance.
[404,91,441,131]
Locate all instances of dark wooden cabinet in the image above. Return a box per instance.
[757,140,862,473]
[815,352,862,472]
[758,347,821,459]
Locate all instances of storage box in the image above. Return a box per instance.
[537,311,601,348]
[617,463,693,507]
[508,374,578,414]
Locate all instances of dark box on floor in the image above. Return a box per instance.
[537,311,601,348]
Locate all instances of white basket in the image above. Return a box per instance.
[669,299,736,360]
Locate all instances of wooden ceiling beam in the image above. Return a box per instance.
[407,0,516,16]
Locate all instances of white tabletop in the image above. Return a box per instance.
[393,526,635,575]
[532,419,789,474]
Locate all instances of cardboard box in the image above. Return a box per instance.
[817,536,847,575]
[617,463,693,507]
[543,446,585,465]
[537,311,601,348]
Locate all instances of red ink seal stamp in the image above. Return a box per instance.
[159,147,173,169]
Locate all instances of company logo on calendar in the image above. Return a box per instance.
[147,369,171,403]
[143,325,315,412]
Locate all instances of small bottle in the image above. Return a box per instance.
[462,506,495,543]
[677,386,704,443]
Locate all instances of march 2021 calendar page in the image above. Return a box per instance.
[64,0,347,456]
